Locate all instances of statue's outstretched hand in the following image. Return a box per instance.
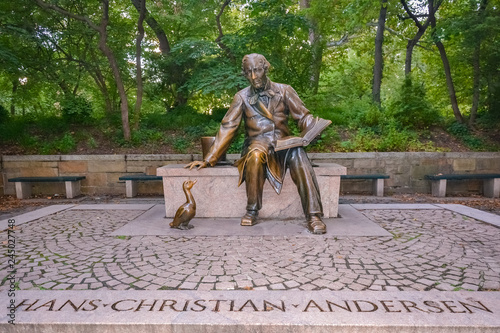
[185,161,210,170]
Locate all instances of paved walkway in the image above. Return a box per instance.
[1,200,499,293]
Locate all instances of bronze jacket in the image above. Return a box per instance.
[204,80,316,194]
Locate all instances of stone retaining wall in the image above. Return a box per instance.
[1,152,499,197]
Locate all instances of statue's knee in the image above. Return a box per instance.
[247,150,265,165]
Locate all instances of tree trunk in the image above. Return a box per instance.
[10,79,17,116]
[98,0,131,140]
[300,0,323,94]
[372,0,387,105]
[435,41,464,123]
[469,0,488,126]
[134,0,146,130]
[310,34,323,95]
[404,28,427,76]
[400,0,430,76]
[130,0,170,55]
[90,68,113,114]
[429,0,464,124]
[215,0,235,62]
[87,51,113,114]
[469,43,481,125]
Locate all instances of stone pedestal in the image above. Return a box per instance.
[157,163,346,219]
[431,179,447,197]
[15,182,32,199]
[484,178,500,198]
[65,180,81,199]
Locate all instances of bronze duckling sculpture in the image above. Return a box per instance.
[169,179,197,230]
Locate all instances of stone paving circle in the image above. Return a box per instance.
[1,199,499,294]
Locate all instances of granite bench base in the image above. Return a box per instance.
[341,174,389,197]
[426,174,500,198]
[157,163,346,219]
[118,174,163,198]
[8,176,85,199]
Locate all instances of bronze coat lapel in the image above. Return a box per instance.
[268,91,281,116]
[248,96,274,121]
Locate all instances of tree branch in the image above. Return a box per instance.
[130,0,170,54]
[215,0,234,61]
[398,14,428,20]
[326,33,350,47]
[34,0,101,32]
[366,22,434,51]
[400,0,424,29]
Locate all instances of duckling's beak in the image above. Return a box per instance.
[192,179,197,185]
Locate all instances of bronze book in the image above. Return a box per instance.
[275,117,332,151]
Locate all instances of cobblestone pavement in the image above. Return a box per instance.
[1,206,499,292]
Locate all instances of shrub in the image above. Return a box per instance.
[40,132,76,154]
[387,78,440,129]
[130,129,164,145]
[338,122,433,152]
[447,121,488,150]
[171,137,192,153]
[61,95,93,124]
[0,104,9,123]
[333,95,383,128]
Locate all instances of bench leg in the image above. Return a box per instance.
[125,180,138,198]
[15,182,32,199]
[65,181,81,199]
[484,178,500,198]
[372,178,384,197]
[431,179,447,197]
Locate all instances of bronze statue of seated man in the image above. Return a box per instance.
[186,53,327,234]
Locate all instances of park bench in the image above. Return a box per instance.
[8,176,86,199]
[119,174,162,198]
[425,173,500,198]
[340,174,390,197]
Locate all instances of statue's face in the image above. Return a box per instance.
[243,58,267,90]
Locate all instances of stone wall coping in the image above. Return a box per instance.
[2,155,62,162]
[309,152,500,159]
[125,154,194,161]
[2,151,499,162]
[60,155,126,161]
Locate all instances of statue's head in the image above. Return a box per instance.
[242,53,270,90]
[183,179,197,190]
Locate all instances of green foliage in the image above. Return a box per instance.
[0,0,499,154]
[87,136,98,149]
[172,137,192,153]
[387,78,441,129]
[61,95,93,124]
[226,130,246,154]
[0,104,9,123]
[308,127,340,152]
[130,129,164,146]
[40,132,76,154]
[339,123,432,152]
[302,93,348,126]
[141,106,213,130]
[334,95,383,128]
[447,122,490,151]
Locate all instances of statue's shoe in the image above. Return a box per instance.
[241,211,258,226]
[307,215,326,234]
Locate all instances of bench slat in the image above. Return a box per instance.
[8,176,86,182]
[119,174,162,181]
[341,174,389,180]
[425,174,500,180]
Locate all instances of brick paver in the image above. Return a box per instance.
[1,206,499,292]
